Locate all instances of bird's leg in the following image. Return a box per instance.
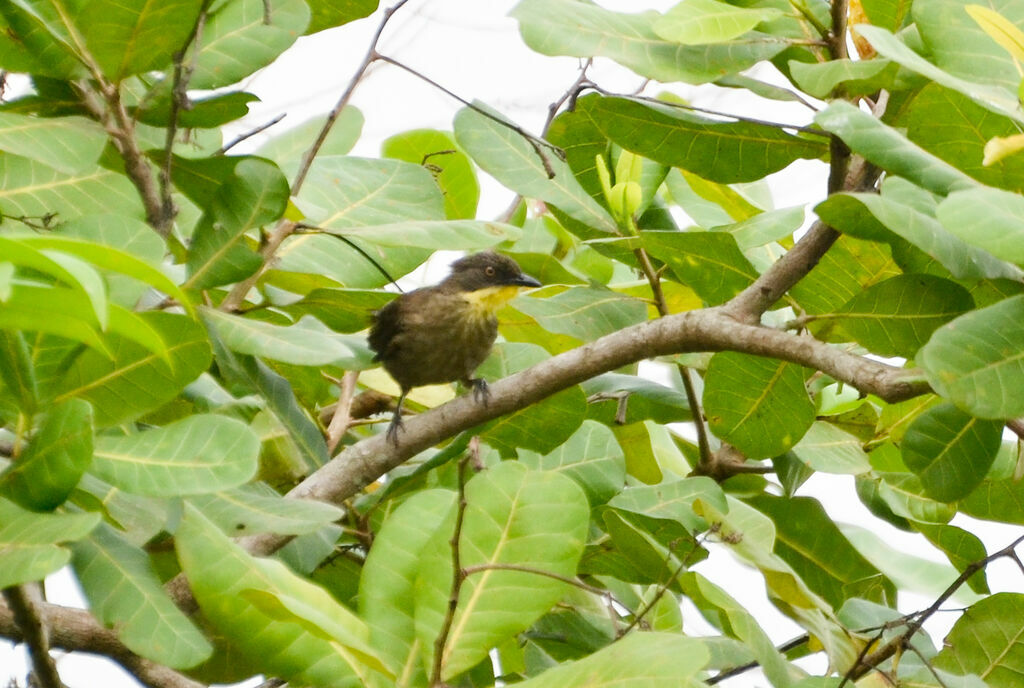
[386,391,408,445]
[466,378,490,406]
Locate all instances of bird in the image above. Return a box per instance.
[367,251,542,443]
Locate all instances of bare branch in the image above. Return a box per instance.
[0,599,206,688]
[217,113,287,155]
[2,585,62,688]
[326,370,359,453]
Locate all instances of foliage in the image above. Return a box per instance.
[0,0,1022,687]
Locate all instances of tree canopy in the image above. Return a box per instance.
[1,0,1023,687]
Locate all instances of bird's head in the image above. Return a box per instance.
[444,251,542,314]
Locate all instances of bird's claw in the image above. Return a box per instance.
[385,410,405,445]
[470,378,490,406]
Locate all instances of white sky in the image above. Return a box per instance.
[4,1,1022,686]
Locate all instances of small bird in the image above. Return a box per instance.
[368,251,541,443]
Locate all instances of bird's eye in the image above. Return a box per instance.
[485,266,496,276]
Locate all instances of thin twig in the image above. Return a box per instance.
[217,114,287,155]
[2,586,62,688]
[430,442,476,686]
[160,0,213,227]
[707,634,810,684]
[842,533,1024,685]
[326,370,359,453]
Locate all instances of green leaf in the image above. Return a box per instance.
[519,420,626,505]
[704,352,815,459]
[382,129,479,220]
[546,94,611,207]
[190,0,311,90]
[478,343,588,455]
[720,205,805,250]
[856,24,1022,123]
[91,414,259,496]
[836,275,973,357]
[814,100,980,195]
[934,593,1024,684]
[284,288,391,333]
[919,294,1024,419]
[202,309,368,368]
[186,157,290,290]
[581,373,693,426]
[642,230,758,305]
[453,105,618,236]
[415,461,589,680]
[0,498,99,588]
[326,219,522,250]
[0,113,107,174]
[52,312,212,427]
[788,58,900,99]
[655,0,782,44]
[861,0,913,30]
[0,330,36,414]
[0,152,145,221]
[593,97,826,184]
[71,522,212,668]
[937,187,1024,264]
[136,92,259,129]
[359,489,455,682]
[790,422,871,474]
[186,483,344,537]
[747,494,895,608]
[515,632,710,687]
[511,0,787,84]
[960,477,1024,524]
[877,473,957,523]
[817,190,1023,282]
[513,287,648,343]
[913,522,989,594]
[965,4,1024,62]
[175,505,390,687]
[0,399,92,511]
[255,108,364,180]
[305,0,377,34]
[607,476,727,533]
[81,0,204,79]
[901,402,1004,501]
[0,3,82,78]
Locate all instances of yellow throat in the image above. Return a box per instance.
[461,285,524,318]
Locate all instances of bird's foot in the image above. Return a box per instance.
[469,378,490,406]
[385,408,405,445]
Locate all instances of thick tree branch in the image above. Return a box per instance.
[0,599,205,688]
[2,585,62,688]
[239,306,929,556]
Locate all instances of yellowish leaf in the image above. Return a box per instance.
[983,133,1024,165]
[966,5,1024,64]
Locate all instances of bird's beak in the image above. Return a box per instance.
[508,274,542,289]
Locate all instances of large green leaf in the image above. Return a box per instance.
[202,309,369,368]
[0,113,107,174]
[790,422,871,474]
[937,187,1024,263]
[51,312,212,427]
[511,0,786,84]
[519,420,627,505]
[703,352,815,459]
[415,461,589,681]
[934,593,1024,684]
[747,494,896,608]
[254,108,364,180]
[901,402,1003,502]
[186,157,290,290]
[607,476,727,533]
[515,632,709,687]
[81,0,204,79]
[190,0,311,89]
[359,489,455,682]
[91,414,259,496]
[186,483,344,537]
[919,294,1024,418]
[0,2,82,77]
[836,275,973,357]
[305,0,377,34]
[655,0,782,44]
[453,105,618,236]
[513,287,648,343]
[642,230,758,305]
[0,399,92,511]
[0,153,144,221]
[382,129,479,220]
[0,498,99,588]
[913,522,989,594]
[593,97,826,184]
[960,477,1024,524]
[545,94,611,207]
[175,505,390,687]
[71,522,212,669]
[814,101,980,195]
[327,219,521,250]
[0,330,36,415]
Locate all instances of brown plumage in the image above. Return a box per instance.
[368,251,541,443]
